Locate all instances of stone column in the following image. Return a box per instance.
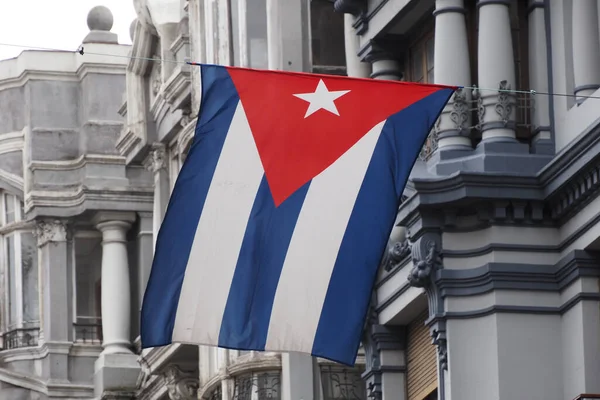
[363,41,403,81]
[93,211,136,355]
[476,0,517,142]
[144,143,169,251]
[266,0,310,72]
[362,323,407,400]
[281,353,314,400]
[35,219,72,383]
[344,14,371,78]
[528,0,553,154]
[93,211,140,399]
[572,0,600,103]
[433,0,472,150]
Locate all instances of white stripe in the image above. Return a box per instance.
[172,101,264,345]
[265,121,385,353]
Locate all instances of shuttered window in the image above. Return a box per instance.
[407,311,438,400]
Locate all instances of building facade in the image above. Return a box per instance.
[2,0,600,400]
[336,0,600,400]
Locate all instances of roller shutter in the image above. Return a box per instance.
[407,310,438,400]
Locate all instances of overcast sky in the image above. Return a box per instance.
[0,1,137,61]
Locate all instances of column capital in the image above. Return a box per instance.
[358,36,406,64]
[163,365,199,400]
[34,220,68,247]
[333,0,367,16]
[433,0,466,17]
[143,143,167,173]
[92,211,137,228]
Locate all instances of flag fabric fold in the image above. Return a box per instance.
[140,64,455,366]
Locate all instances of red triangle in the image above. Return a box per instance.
[227,67,451,206]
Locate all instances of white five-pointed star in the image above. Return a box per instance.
[293,79,350,118]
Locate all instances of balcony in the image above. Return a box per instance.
[1,327,40,350]
[418,86,535,161]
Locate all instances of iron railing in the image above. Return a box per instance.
[73,316,102,343]
[2,327,40,350]
[320,365,367,400]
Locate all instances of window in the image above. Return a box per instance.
[230,0,268,69]
[73,235,103,344]
[405,17,435,84]
[310,0,346,75]
[0,191,39,350]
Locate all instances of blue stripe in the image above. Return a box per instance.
[218,178,310,350]
[140,65,240,348]
[311,89,455,365]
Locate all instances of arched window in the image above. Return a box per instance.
[0,191,39,350]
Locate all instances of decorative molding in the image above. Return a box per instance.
[449,88,469,134]
[144,143,167,173]
[382,238,411,272]
[358,36,407,64]
[34,220,68,247]
[495,80,514,126]
[163,365,199,400]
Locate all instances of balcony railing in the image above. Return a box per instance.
[73,316,102,344]
[418,86,535,161]
[2,327,40,350]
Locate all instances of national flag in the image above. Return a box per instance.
[140,64,455,366]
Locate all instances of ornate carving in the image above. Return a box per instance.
[495,80,513,126]
[472,86,485,130]
[407,238,442,288]
[180,108,193,128]
[449,87,469,133]
[151,58,162,96]
[163,365,199,400]
[383,240,411,272]
[432,327,448,371]
[144,143,167,173]
[34,220,68,247]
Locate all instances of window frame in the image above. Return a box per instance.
[0,191,36,337]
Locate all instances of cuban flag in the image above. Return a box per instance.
[141,64,455,366]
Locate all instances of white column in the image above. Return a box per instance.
[144,144,169,251]
[344,14,371,78]
[266,0,310,72]
[477,0,517,141]
[363,40,402,81]
[93,211,136,355]
[528,0,552,153]
[434,0,472,150]
[572,0,600,102]
[281,353,314,400]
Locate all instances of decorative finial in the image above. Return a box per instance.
[83,5,118,44]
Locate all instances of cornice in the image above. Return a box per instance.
[0,130,24,155]
[436,250,600,297]
[29,154,127,172]
[25,185,154,219]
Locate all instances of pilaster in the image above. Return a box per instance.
[143,143,169,251]
[363,323,407,400]
[406,232,447,400]
[35,219,72,383]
